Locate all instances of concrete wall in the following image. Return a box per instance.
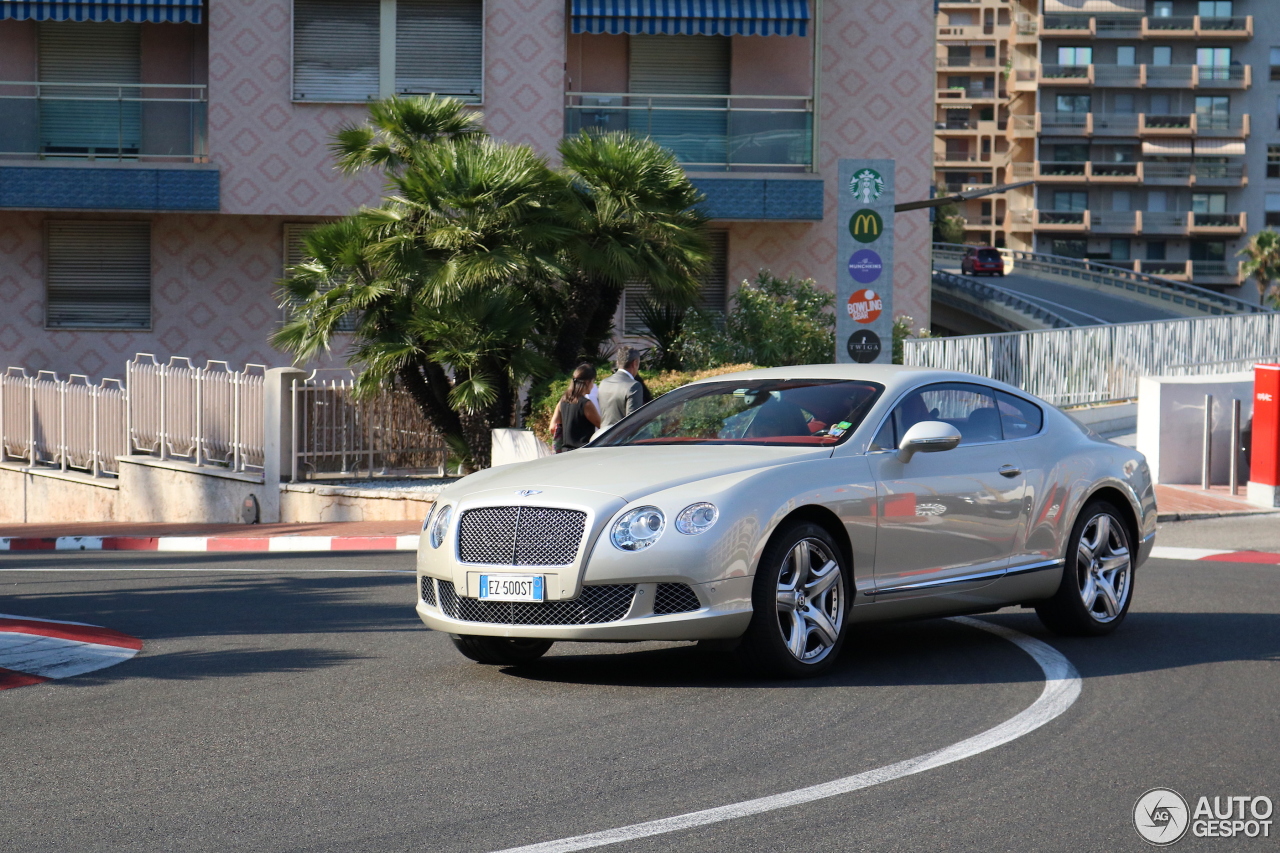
[0,466,120,523]
[1136,372,1253,485]
[280,484,435,523]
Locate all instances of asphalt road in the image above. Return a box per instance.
[1,547,1276,853]
[938,266,1184,326]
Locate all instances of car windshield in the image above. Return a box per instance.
[594,379,884,447]
[977,249,1001,261]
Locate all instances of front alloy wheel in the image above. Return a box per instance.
[739,522,849,677]
[1036,500,1134,636]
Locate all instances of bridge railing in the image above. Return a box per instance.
[903,313,1280,407]
[932,243,1262,317]
[932,271,1072,331]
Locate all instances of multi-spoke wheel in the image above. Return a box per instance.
[738,521,850,677]
[1036,500,1134,636]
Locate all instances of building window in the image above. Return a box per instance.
[1146,241,1167,261]
[1113,93,1135,114]
[1266,193,1280,226]
[46,221,151,330]
[1116,46,1136,66]
[1057,46,1093,65]
[1110,239,1131,261]
[293,0,483,103]
[1271,47,1280,81]
[1190,241,1226,261]
[39,22,141,157]
[1198,1,1231,17]
[1112,191,1131,212]
[1147,190,1168,212]
[1053,190,1088,211]
[1056,94,1091,113]
[1050,239,1087,258]
[1151,45,1172,66]
[1191,193,1227,213]
[1267,145,1280,178]
[1152,1,1173,17]
[1197,47,1231,81]
[1195,96,1230,130]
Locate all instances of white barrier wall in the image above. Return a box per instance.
[1136,372,1253,485]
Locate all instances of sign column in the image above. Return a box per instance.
[836,159,895,364]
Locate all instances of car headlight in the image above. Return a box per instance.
[675,502,718,535]
[429,504,453,549]
[611,506,665,551]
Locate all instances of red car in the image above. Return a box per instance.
[960,246,1006,276]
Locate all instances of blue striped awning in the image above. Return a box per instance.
[0,1,201,23]
[571,0,809,36]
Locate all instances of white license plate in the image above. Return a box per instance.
[479,575,545,602]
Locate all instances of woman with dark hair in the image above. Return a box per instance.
[550,363,602,452]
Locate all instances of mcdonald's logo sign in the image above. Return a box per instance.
[849,209,883,244]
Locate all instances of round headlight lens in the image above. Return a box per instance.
[611,506,665,551]
[675,502,719,535]
[429,504,453,549]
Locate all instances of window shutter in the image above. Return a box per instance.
[628,35,730,167]
[396,0,484,100]
[293,0,380,102]
[38,21,141,154]
[46,221,151,329]
[624,230,728,334]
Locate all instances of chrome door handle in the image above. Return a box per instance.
[998,464,1021,478]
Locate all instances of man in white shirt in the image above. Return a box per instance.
[597,347,645,430]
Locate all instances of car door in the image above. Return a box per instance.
[866,382,1028,600]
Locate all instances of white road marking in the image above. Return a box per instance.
[0,633,137,679]
[490,617,1081,853]
[268,537,339,552]
[1148,545,1234,560]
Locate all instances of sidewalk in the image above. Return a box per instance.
[1154,483,1279,522]
[0,521,422,552]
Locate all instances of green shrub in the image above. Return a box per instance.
[891,314,933,364]
[527,363,757,445]
[678,271,835,369]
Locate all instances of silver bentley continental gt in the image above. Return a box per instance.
[415,365,1156,678]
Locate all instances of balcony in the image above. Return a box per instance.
[1139,113,1249,138]
[1142,15,1252,38]
[935,57,1000,70]
[1043,15,1253,39]
[1191,260,1241,285]
[1006,113,1039,138]
[1037,161,1088,181]
[1089,161,1142,182]
[1143,211,1191,235]
[1036,210,1090,231]
[1094,65,1144,87]
[936,85,1002,103]
[936,25,995,39]
[564,93,813,172]
[1191,211,1247,235]
[934,152,986,166]
[0,81,208,162]
[1040,15,1095,36]
[1039,64,1093,85]
[1037,112,1145,137]
[1090,211,1141,234]
[1138,260,1191,280]
[1010,68,1038,92]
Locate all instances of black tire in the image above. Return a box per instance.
[451,635,553,665]
[1035,500,1135,636]
[736,521,850,678]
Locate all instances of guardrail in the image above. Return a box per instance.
[932,271,1073,331]
[0,369,127,476]
[903,313,1280,407]
[292,370,446,481]
[932,243,1263,316]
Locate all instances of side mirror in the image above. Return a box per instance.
[897,421,962,463]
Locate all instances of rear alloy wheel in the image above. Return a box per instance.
[1035,501,1134,636]
[738,522,849,678]
[451,635,553,666]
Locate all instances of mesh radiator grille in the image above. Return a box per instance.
[653,583,701,614]
[420,575,437,606]
[438,580,635,625]
[457,506,586,566]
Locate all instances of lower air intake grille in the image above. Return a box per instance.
[438,580,635,625]
[653,583,701,614]
[420,576,437,606]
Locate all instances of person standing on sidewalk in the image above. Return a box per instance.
[550,364,602,452]
[598,347,645,430]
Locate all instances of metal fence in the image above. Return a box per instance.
[0,369,127,476]
[903,313,1280,407]
[126,355,265,474]
[292,371,447,480]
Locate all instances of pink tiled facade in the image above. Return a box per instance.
[0,0,933,380]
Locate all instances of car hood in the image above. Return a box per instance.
[446,444,834,503]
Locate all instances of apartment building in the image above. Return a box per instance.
[0,0,933,379]
[1000,0,1273,296]
[934,0,1015,248]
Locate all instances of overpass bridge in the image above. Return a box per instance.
[930,244,1263,335]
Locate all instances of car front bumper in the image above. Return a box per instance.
[415,575,754,641]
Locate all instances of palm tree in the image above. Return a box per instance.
[553,131,710,371]
[329,95,485,176]
[1238,228,1280,306]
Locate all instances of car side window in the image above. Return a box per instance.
[891,382,1003,445]
[870,415,897,451]
[996,391,1044,438]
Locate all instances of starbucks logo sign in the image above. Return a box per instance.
[849,168,884,204]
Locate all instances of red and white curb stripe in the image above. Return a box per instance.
[0,614,142,691]
[1150,545,1280,564]
[0,535,421,553]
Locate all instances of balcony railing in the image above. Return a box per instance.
[936,57,999,69]
[1042,14,1253,38]
[1191,211,1246,231]
[564,92,813,172]
[937,85,1000,101]
[0,81,208,162]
